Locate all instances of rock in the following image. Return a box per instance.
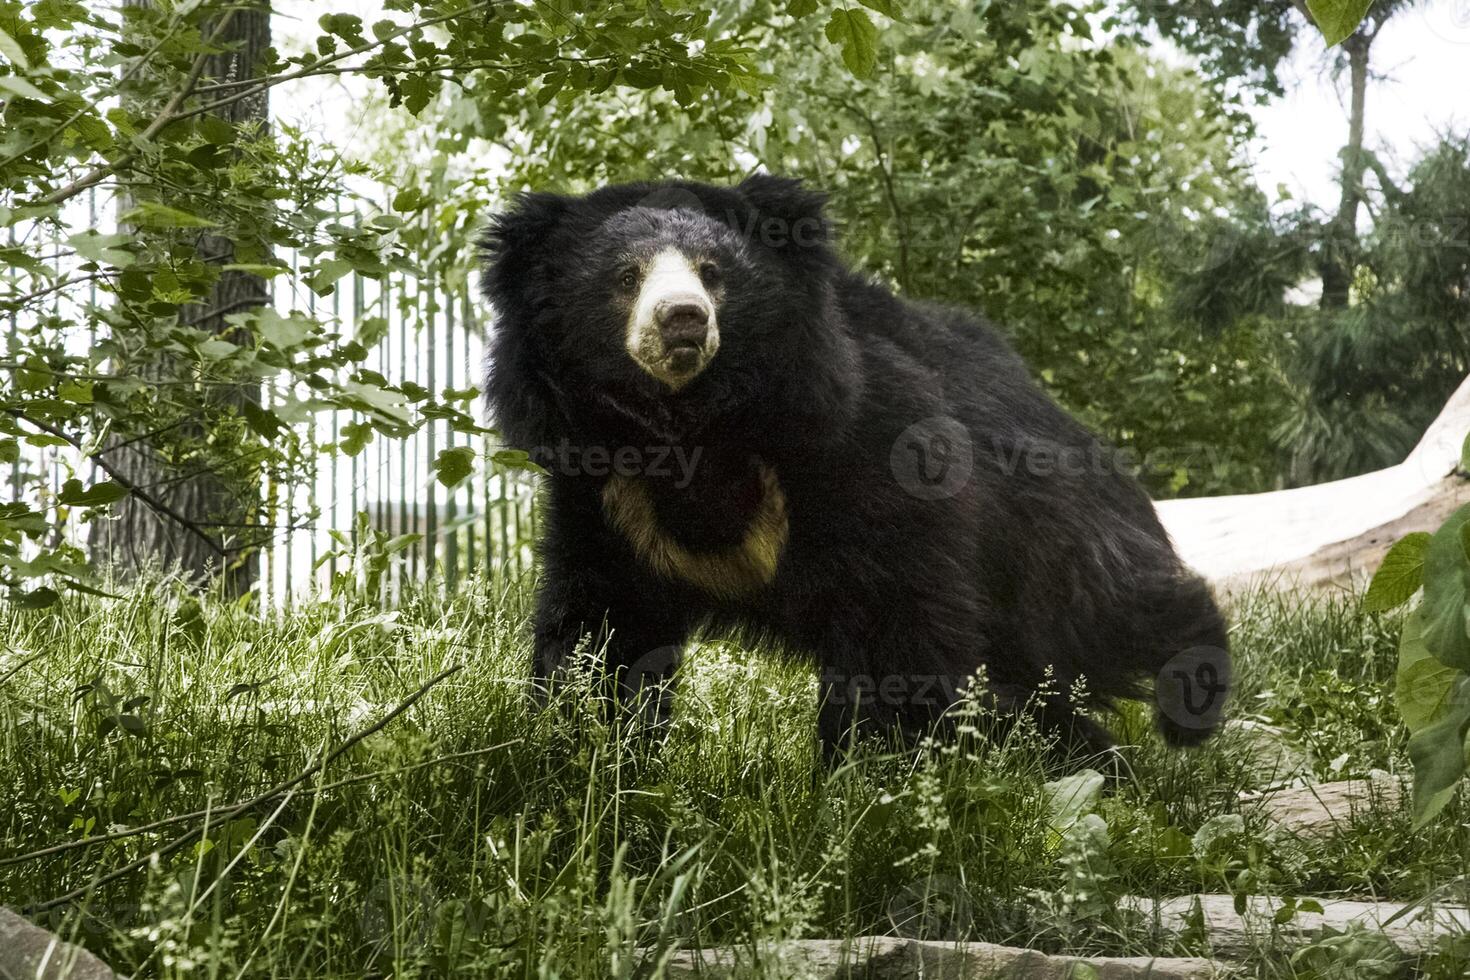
[1219,720,1311,787]
[0,908,124,980]
[1253,772,1403,837]
[1122,893,1470,957]
[642,936,1224,978]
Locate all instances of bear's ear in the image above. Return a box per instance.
[479,191,572,317]
[736,173,833,253]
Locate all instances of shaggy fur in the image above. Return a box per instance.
[481,175,1230,755]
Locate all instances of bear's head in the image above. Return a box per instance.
[481,176,839,448]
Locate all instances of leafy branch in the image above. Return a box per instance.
[1365,432,1470,826]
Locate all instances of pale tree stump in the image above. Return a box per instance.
[1157,375,1470,590]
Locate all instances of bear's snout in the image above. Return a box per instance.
[625,248,721,389]
[656,298,712,348]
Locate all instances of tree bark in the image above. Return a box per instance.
[1318,33,1370,311]
[93,1,271,596]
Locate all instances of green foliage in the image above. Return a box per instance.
[3,578,1469,975]
[1369,500,1470,825]
[0,0,875,596]
[1362,533,1430,613]
[407,0,1287,497]
[1306,0,1377,46]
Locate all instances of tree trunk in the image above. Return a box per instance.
[1318,33,1370,311]
[93,2,271,596]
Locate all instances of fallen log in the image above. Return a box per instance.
[1121,893,1470,958]
[1156,375,1470,590]
[0,908,123,980]
[642,936,1223,979]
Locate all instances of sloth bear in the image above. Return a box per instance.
[481,175,1230,757]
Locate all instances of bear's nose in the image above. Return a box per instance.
[655,298,711,350]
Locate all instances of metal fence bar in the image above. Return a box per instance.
[8,187,536,607]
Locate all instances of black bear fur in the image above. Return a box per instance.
[481,175,1230,757]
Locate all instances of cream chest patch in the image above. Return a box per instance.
[601,464,788,600]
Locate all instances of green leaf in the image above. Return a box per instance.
[121,201,218,229]
[340,381,410,424]
[67,230,135,269]
[0,75,48,102]
[340,421,373,456]
[0,28,30,69]
[857,0,901,18]
[56,479,129,508]
[787,0,818,16]
[391,187,426,212]
[249,309,318,351]
[1042,768,1104,837]
[1421,503,1470,671]
[490,449,545,473]
[241,402,284,439]
[400,75,434,115]
[14,587,60,609]
[824,9,879,78]
[433,446,476,488]
[1397,608,1463,732]
[1406,677,1470,827]
[306,258,353,296]
[1363,532,1431,612]
[356,315,388,347]
[58,379,93,404]
[1461,431,1470,475]
[1305,0,1374,46]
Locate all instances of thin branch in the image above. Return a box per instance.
[38,10,239,208]
[18,663,463,913]
[845,100,911,290]
[0,648,52,688]
[4,409,227,557]
[93,417,194,456]
[1,271,116,310]
[0,11,191,172]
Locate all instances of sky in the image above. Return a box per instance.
[271,1,1470,213]
[1248,0,1470,207]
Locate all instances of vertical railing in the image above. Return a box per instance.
[6,188,537,608]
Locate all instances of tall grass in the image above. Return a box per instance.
[1,576,1467,977]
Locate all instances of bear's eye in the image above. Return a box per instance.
[618,266,639,291]
[699,261,721,285]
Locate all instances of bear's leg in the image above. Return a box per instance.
[530,566,690,730]
[816,662,965,762]
[982,670,1118,763]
